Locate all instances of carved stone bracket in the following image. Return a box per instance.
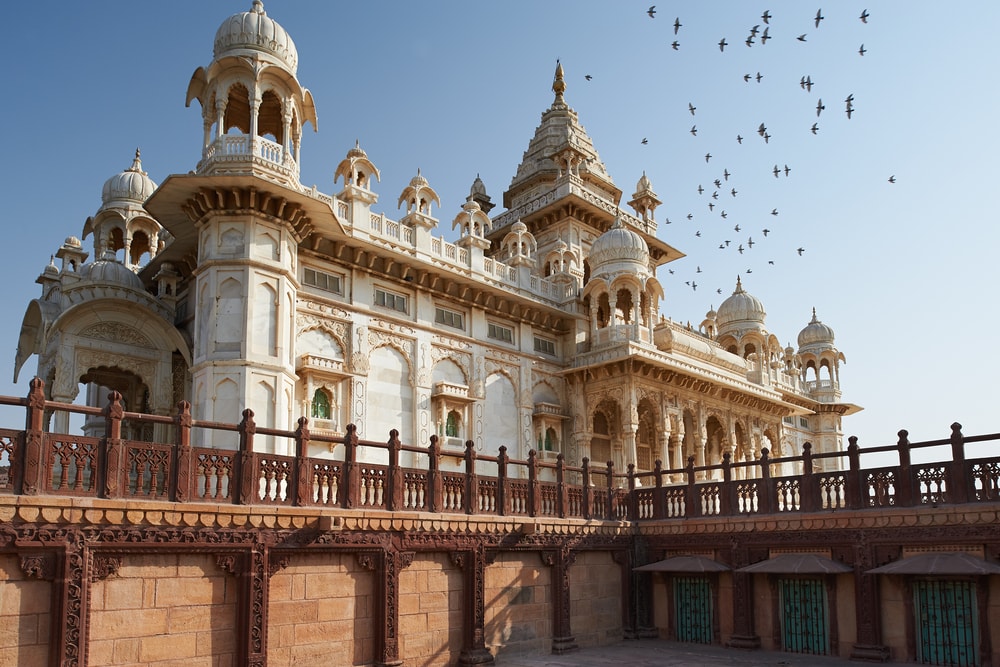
[90,554,123,582]
[19,552,57,580]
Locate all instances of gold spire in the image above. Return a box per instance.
[552,59,566,104]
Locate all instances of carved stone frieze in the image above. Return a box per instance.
[80,322,152,347]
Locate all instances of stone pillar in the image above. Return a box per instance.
[545,548,578,654]
[455,545,494,665]
[726,542,761,649]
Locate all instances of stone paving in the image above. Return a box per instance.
[493,639,866,666]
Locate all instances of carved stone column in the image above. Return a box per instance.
[454,545,494,665]
[218,542,270,667]
[725,540,761,649]
[544,548,578,654]
[369,545,413,667]
[846,540,891,661]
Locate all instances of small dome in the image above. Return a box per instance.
[716,276,766,327]
[705,305,717,321]
[589,217,649,273]
[101,150,157,205]
[470,175,487,198]
[798,308,836,348]
[408,169,429,189]
[214,1,298,74]
[79,252,144,291]
[65,236,82,248]
[346,140,367,160]
[512,220,528,234]
[636,171,653,193]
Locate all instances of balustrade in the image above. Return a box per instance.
[1,380,998,524]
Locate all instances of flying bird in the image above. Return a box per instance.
[761,26,771,44]
[845,93,854,105]
[734,224,741,232]
[692,282,697,291]
[647,5,656,18]
[797,34,807,42]
[746,269,753,274]
[725,240,731,246]
[736,134,743,144]
[773,165,780,178]
[714,179,722,188]
[674,17,682,34]
[738,244,745,254]
[717,288,723,294]
[860,8,869,23]
[719,38,728,52]
[698,184,704,194]
[814,8,824,27]
[771,209,779,216]
[756,71,764,82]
[859,44,866,56]
[750,24,760,37]
[712,191,719,200]
[763,228,770,236]
[800,75,813,92]
[747,237,755,248]
[745,36,755,47]
[695,231,701,237]
[784,164,791,176]
[846,105,854,119]
[723,169,730,180]
[768,260,775,265]
[720,210,728,219]
[816,99,825,116]
[719,244,725,250]
[671,41,680,50]
[744,73,752,82]
[761,9,771,24]
[696,266,702,273]
[731,188,738,197]
[810,122,819,134]
[708,202,715,211]
[585,74,592,81]
[764,132,771,143]
[888,175,896,183]
[641,137,649,144]
[758,122,767,136]
[687,213,693,220]
[797,247,805,255]
[705,153,712,162]
[691,125,698,136]
[689,102,696,115]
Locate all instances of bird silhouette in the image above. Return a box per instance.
[814,8,824,27]
[641,137,649,144]
[674,17,682,33]
[734,224,741,232]
[717,288,723,294]
[692,282,697,291]
[647,5,656,18]
[736,134,743,144]
[761,27,771,44]
[816,99,825,116]
[810,122,819,134]
[768,260,775,265]
[671,41,680,50]
[845,93,854,105]
[708,202,715,211]
[773,165,780,178]
[691,125,698,136]
[846,105,854,119]
[784,164,791,176]
[748,237,755,247]
[756,71,764,83]
[669,269,674,274]
[744,73,752,82]
[725,240,731,246]
[705,153,712,162]
[771,209,779,216]
[762,9,771,24]
[719,38,728,52]
[888,175,896,183]
[860,8,869,23]
[695,231,702,237]
[800,75,814,92]
[797,247,805,255]
[720,210,728,219]
[712,191,719,200]
[585,74,592,81]
[731,188,738,197]
[687,213,693,220]
[797,34,807,42]
[858,44,866,56]
[714,179,722,188]
[723,169,730,180]
[758,123,767,136]
[764,132,771,143]
[763,228,770,236]
[696,266,702,273]
[689,102,696,115]
[745,36,755,47]
[738,245,745,254]
[719,243,725,250]
[750,24,760,37]
[698,184,704,194]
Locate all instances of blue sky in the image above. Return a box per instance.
[3,1,998,450]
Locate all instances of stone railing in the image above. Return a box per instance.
[2,379,998,524]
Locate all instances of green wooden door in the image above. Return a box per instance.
[780,577,828,654]
[915,579,979,666]
[674,576,713,643]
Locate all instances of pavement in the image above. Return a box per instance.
[493,639,866,666]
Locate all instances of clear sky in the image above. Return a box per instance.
[3,1,998,450]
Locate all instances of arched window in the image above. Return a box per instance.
[311,388,331,420]
[544,427,557,452]
[446,410,460,438]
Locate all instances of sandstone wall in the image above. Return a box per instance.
[569,551,622,647]
[398,553,463,666]
[485,552,552,657]
[0,553,51,667]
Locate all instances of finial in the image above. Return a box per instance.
[251,0,265,14]
[735,275,743,291]
[811,306,819,322]
[552,59,566,103]
[129,148,145,174]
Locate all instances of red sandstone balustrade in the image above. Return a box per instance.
[1,378,1000,521]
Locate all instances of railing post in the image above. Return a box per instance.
[102,391,125,499]
[801,442,815,512]
[627,463,636,521]
[237,409,257,505]
[21,377,47,495]
[581,457,592,520]
[343,424,359,509]
[527,450,540,517]
[949,422,969,504]
[386,429,402,511]
[720,452,733,515]
[605,461,615,519]
[464,440,478,515]
[847,436,863,509]
[497,446,509,516]
[556,453,567,518]
[174,401,193,503]
[652,459,665,520]
[757,448,772,514]
[294,417,311,507]
[427,435,442,513]
[685,455,700,517]
[896,430,913,506]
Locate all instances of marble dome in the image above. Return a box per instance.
[716,277,766,327]
[79,253,144,291]
[101,151,157,206]
[214,1,298,74]
[589,217,649,274]
[798,309,836,348]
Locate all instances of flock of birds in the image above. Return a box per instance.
[601,6,894,298]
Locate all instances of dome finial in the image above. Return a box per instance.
[251,0,265,14]
[129,148,145,174]
[552,59,566,103]
[734,275,744,293]
[811,307,819,322]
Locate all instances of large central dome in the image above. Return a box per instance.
[589,217,649,277]
[716,276,766,327]
[213,1,298,73]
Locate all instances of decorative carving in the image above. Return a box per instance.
[91,554,123,581]
[216,553,241,575]
[79,322,152,347]
[19,553,56,580]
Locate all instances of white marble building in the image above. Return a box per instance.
[13,2,857,476]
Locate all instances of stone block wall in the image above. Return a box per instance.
[398,553,464,666]
[88,554,236,666]
[0,554,51,667]
[485,552,552,657]
[267,551,375,666]
[569,551,622,647]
